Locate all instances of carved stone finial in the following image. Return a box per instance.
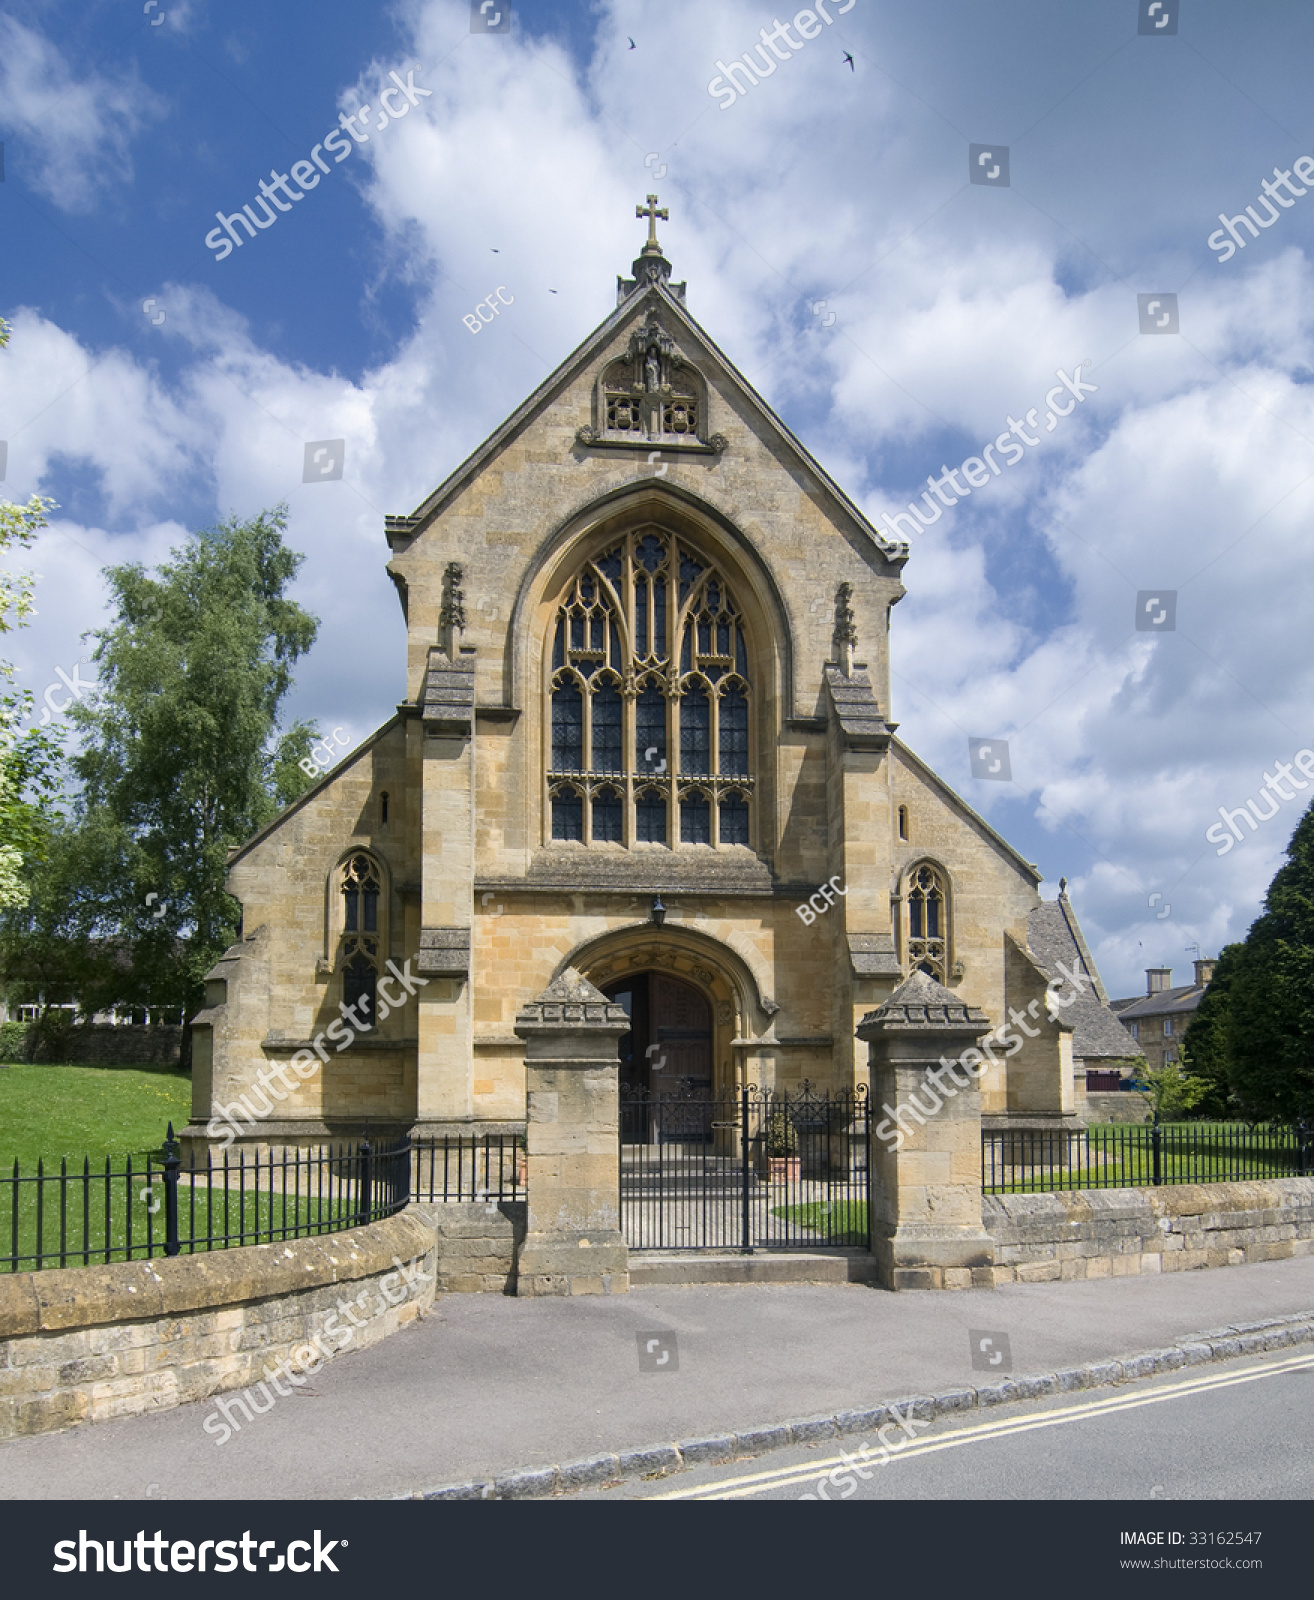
[618,196,685,304]
[833,582,857,675]
[636,193,669,255]
[439,561,466,652]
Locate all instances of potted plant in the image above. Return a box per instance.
[758,1108,800,1182]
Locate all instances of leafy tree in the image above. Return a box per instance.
[0,315,63,907]
[1180,942,1245,1118]
[2,507,321,1041]
[1224,801,1314,1122]
[1135,1059,1208,1122]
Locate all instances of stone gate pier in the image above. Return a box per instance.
[513,970,630,1296]
[857,970,997,1290]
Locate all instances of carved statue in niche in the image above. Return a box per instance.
[596,316,701,444]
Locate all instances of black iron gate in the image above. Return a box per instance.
[619,1082,870,1251]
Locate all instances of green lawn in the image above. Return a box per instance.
[771,1199,869,1245]
[0,1062,352,1271]
[0,1062,192,1168]
[983,1121,1304,1194]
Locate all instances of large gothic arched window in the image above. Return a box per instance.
[548,528,754,848]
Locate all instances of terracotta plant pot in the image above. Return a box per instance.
[759,1155,801,1183]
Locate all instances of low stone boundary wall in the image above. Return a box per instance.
[414,1201,526,1294]
[985,1177,1314,1283]
[1082,1092,1149,1125]
[0,1024,184,1066]
[0,1211,437,1440]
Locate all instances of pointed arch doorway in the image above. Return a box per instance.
[603,970,714,1143]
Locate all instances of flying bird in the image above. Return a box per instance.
[491,248,500,252]
[549,289,558,294]
[842,51,854,70]
[628,37,636,49]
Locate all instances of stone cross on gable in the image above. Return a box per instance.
[637,194,668,253]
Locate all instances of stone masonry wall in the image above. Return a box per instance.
[1084,1091,1151,1125]
[413,1201,526,1294]
[986,1177,1314,1283]
[0,1211,436,1441]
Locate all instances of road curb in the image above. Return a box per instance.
[401,1310,1314,1502]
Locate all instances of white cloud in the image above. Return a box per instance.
[6,0,1314,995]
[0,17,168,212]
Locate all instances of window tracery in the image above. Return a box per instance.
[548,528,754,848]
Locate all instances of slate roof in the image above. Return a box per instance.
[1111,984,1208,1022]
[1025,896,1140,1062]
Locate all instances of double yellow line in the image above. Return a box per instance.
[652,1349,1314,1499]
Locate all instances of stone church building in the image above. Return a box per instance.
[185,200,1117,1165]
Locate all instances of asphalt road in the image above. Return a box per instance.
[592,1346,1314,1501]
[2,1255,1312,1501]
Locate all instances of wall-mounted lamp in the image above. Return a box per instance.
[650,896,667,926]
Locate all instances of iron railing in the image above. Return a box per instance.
[411,1134,525,1202]
[982,1119,1313,1194]
[3,1125,412,1273]
[620,1082,870,1251]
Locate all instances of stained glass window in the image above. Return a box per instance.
[548,528,755,847]
[905,863,949,982]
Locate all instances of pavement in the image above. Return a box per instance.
[2,1254,1313,1501]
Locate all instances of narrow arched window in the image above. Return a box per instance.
[547,527,754,847]
[897,805,909,841]
[904,862,949,982]
[339,853,382,1032]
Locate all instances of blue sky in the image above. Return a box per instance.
[3,0,1314,996]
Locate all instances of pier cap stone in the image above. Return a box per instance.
[857,969,990,1039]
[514,969,630,1038]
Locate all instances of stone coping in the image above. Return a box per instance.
[986,1177,1314,1225]
[402,1310,1314,1500]
[0,1211,434,1338]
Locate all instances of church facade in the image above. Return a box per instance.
[185,202,1103,1158]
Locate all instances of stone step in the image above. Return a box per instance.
[628,1250,877,1286]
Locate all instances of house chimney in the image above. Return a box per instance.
[1193,958,1215,988]
[1146,967,1172,995]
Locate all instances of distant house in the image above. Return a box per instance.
[1110,960,1216,1074]
[1025,885,1141,1093]
[1,942,185,1032]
